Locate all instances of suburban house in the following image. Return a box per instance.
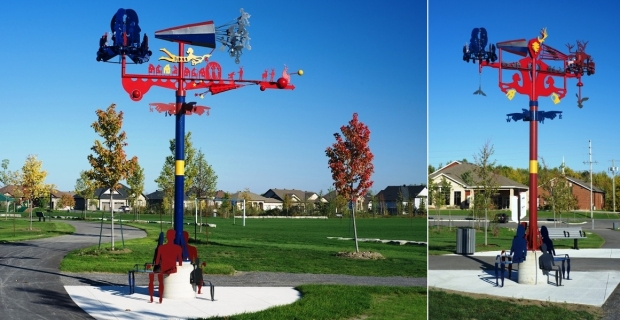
[0,185,75,209]
[322,189,365,211]
[376,185,428,214]
[145,190,194,209]
[262,188,327,211]
[75,184,147,211]
[537,176,605,211]
[429,161,529,210]
[227,190,283,210]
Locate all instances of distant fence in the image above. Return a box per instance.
[234,215,328,219]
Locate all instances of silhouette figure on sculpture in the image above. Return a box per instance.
[539,243,562,286]
[148,229,183,303]
[183,231,208,294]
[506,224,527,278]
[540,225,556,255]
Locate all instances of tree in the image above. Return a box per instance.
[428,178,444,230]
[86,104,138,250]
[472,141,500,246]
[18,155,50,230]
[127,161,145,213]
[75,170,96,218]
[440,177,452,227]
[190,149,218,230]
[0,159,14,187]
[326,113,374,253]
[58,193,76,210]
[282,194,292,216]
[156,132,198,215]
[540,159,577,225]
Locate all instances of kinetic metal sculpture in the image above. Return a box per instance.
[97,8,302,256]
[463,28,594,251]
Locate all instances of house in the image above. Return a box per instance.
[376,185,428,214]
[145,190,194,209]
[262,188,327,211]
[537,176,605,211]
[429,161,529,210]
[228,190,282,210]
[0,185,71,209]
[323,189,378,212]
[75,184,147,211]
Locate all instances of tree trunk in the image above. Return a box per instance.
[352,197,360,253]
[110,189,115,250]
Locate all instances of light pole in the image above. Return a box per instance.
[610,160,618,213]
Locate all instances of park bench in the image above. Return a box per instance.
[35,211,45,222]
[542,227,586,249]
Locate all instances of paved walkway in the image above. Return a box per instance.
[429,219,620,319]
[0,220,424,319]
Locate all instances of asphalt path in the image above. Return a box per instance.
[0,220,146,320]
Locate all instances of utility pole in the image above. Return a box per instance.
[610,159,618,213]
[584,140,597,228]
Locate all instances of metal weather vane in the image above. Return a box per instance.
[462,27,595,251]
[96,8,302,255]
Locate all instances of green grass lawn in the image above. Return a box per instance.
[429,289,600,320]
[202,285,427,320]
[61,217,427,277]
[428,225,604,255]
[431,208,620,222]
[0,219,75,242]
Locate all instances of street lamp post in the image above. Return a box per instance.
[610,161,618,213]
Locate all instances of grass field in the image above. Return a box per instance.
[428,289,599,320]
[0,219,75,242]
[428,225,604,255]
[430,208,620,222]
[61,216,427,277]
[202,285,427,320]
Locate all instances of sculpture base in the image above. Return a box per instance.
[163,262,195,299]
[517,252,541,285]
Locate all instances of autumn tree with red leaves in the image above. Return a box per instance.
[326,113,374,252]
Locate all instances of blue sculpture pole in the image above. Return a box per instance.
[174,42,186,249]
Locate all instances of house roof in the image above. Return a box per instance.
[0,193,14,201]
[229,190,281,203]
[565,176,605,193]
[377,185,427,202]
[430,161,528,189]
[263,188,323,202]
[0,185,22,197]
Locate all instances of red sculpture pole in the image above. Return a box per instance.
[528,52,539,251]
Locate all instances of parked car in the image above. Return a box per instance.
[118,205,131,212]
[494,213,508,223]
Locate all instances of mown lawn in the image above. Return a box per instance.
[62,217,427,278]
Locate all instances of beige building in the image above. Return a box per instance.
[429,161,529,210]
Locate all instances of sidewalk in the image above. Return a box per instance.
[430,247,620,307]
[64,285,301,319]
[428,269,620,307]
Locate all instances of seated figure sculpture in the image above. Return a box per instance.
[183,231,207,294]
[539,243,562,286]
[540,225,556,255]
[507,224,527,278]
[148,229,183,303]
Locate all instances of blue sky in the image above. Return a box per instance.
[430,1,620,175]
[0,1,426,195]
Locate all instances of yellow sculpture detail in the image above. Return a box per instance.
[531,28,547,53]
[159,48,211,66]
[163,64,171,75]
[550,93,560,104]
[506,89,516,100]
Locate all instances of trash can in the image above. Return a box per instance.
[456,227,475,255]
[614,222,619,230]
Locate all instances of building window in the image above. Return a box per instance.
[454,191,462,206]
